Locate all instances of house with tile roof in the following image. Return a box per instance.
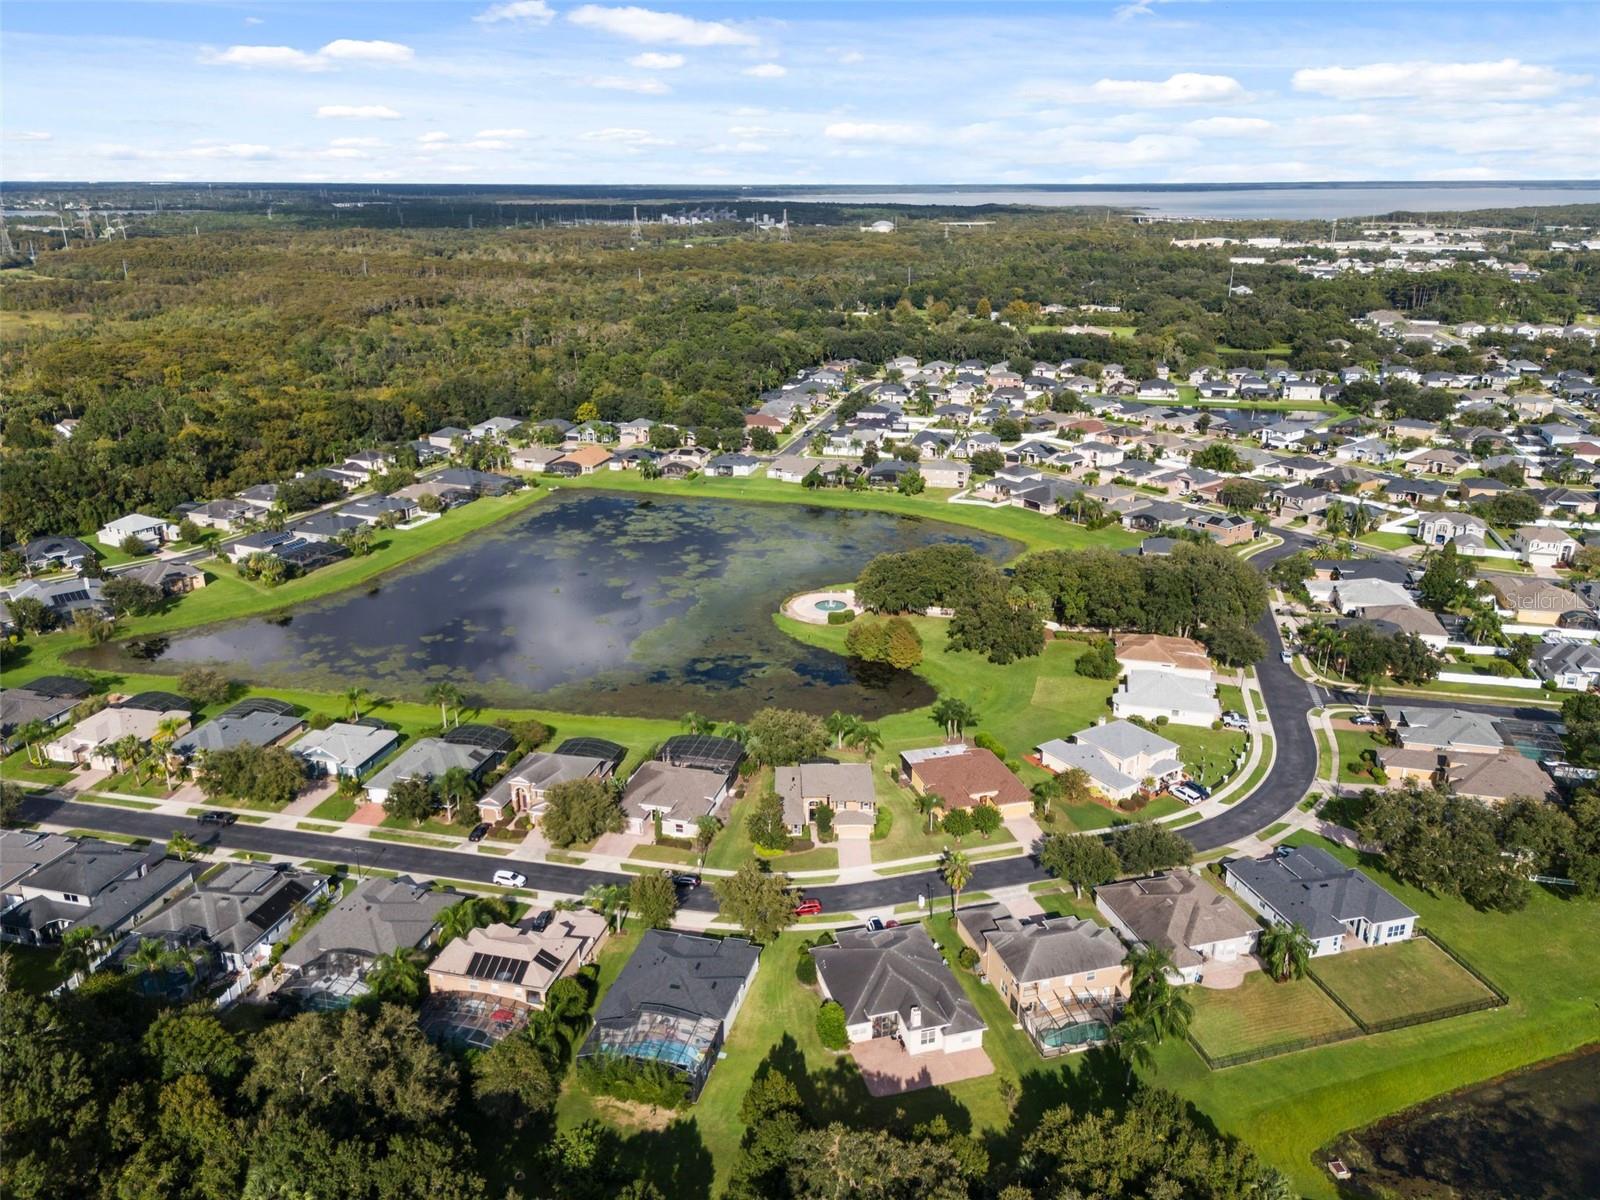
[898,745,1031,819]
[1095,872,1258,984]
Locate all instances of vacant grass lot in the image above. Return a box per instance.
[1155,832,1600,1198]
[1311,938,1496,1027]
[1188,971,1359,1060]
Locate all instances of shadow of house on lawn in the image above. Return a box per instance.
[757,1033,979,1136]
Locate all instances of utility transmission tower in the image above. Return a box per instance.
[779,208,790,243]
[631,206,642,244]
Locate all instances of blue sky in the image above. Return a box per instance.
[3,1,1597,183]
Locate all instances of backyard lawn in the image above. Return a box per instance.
[1153,832,1600,1198]
[1310,938,1497,1027]
[1187,971,1358,1061]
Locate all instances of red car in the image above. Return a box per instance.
[793,898,823,916]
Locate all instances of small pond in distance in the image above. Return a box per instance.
[96,491,1018,720]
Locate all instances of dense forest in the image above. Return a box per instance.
[2,196,1598,538]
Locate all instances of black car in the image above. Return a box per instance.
[197,811,237,826]
[671,873,702,889]
[528,909,553,932]
[467,823,490,843]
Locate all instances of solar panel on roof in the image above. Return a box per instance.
[465,952,528,984]
[532,948,564,972]
[245,881,311,931]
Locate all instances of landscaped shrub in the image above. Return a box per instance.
[957,946,979,971]
[826,609,856,625]
[871,806,892,841]
[795,941,818,985]
[816,1000,848,1050]
[577,1055,690,1110]
[973,731,1009,761]
[813,803,835,842]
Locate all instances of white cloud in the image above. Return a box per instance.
[100,141,278,161]
[838,50,864,64]
[311,146,371,160]
[475,0,556,24]
[705,140,770,154]
[1094,72,1246,106]
[824,121,926,143]
[317,39,415,64]
[1183,116,1273,135]
[4,130,53,142]
[728,124,783,137]
[243,16,264,25]
[316,104,403,120]
[206,38,414,71]
[568,5,758,47]
[585,74,671,93]
[629,52,686,68]
[1293,59,1588,101]
[418,131,452,143]
[579,127,674,146]
[460,139,515,150]
[476,127,530,139]
[742,63,786,78]
[207,45,326,70]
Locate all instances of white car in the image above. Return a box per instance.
[1170,783,1205,806]
[491,869,528,888]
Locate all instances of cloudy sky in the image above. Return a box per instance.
[3,0,1597,184]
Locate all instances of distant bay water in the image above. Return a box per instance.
[759,183,1600,220]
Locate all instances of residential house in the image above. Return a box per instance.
[774,762,876,839]
[120,560,206,596]
[470,416,523,442]
[1446,752,1559,805]
[1192,512,1255,545]
[477,749,616,825]
[1035,720,1184,801]
[898,746,1031,819]
[1272,484,1331,515]
[291,512,364,543]
[617,418,660,447]
[1512,525,1578,569]
[0,687,83,753]
[548,446,615,476]
[427,426,471,451]
[96,513,176,551]
[921,461,972,490]
[1112,671,1220,727]
[276,875,459,1008]
[811,925,986,1058]
[289,721,400,779]
[1257,420,1319,449]
[1418,512,1490,551]
[1,575,108,630]
[956,903,1124,1053]
[578,930,760,1100]
[706,453,761,478]
[1224,846,1416,957]
[364,739,498,807]
[182,499,254,532]
[431,468,519,496]
[1407,448,1472,476]
[0,837,197,946]
[136,864,329,973]
[1386,706,1504,756]
[1096,872,1258,984]
[1530,640,1600,692]
[1352,604,1449,650]
[42,704,190,770]
[1327,577,1418,614]
[621,762,729,839]
[342,495,420,525]
[425,910,610,1010]
[19,536,94,573]
[511,445,565,473]
[1483,573,1588,626]
[171,700,304,761]
[1114,633,1212,679]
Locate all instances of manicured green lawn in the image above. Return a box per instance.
[1162,723,1247,790]
[1333,727,1390,785]
[307,791,359,822]
[1310,938,1496,1027]
[98,767,177,799]
[0,750,76,788]
[1153,833,1600,1198]
[1187,971,1359,1060]
[1355,531,1415,551]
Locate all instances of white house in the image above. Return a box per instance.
[1224,846,1416,957]
[1530,640,1600,692]
[1035,720,1184,801]
[1512,525,1578,570]
[811,925,986,1057]
[96,514,177,551]
[1112,672,1220,727]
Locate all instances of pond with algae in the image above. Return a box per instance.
[101,491,1017,720]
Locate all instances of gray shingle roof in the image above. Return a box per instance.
[280,875,458,967]
[1227,847,1415,941]
[957,902,1125,982]
[596,929,760,1026]
[811,925,985,1036]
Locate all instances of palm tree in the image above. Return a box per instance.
[436,765,475,824]
[1127,970,1193,1048]
[130,937,198,978]
[940,849,972,916]
[438,895,511,945]
[152,717,184,789]
[719,721,750,745]
[914,791,941,833]
[824,711,855,750]
[166,831,201,862]
[1124,944,1177,994]
[366,947,426,1003]
[1259,923,1314,982]
[425,682,461,732]
[583,883,629,926]
[847,723,883,756]
[111,734,142,777]
[930,697,977,741]
[1113,1012,1160,1086]
[17,720,48,766]
[344,686,368,720]
[57,924,102,983]
[680,712,716,736]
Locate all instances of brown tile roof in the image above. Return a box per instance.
[910,748,1029,810]
[1447,752,1558,803]
[1115,633,1213,675]
[558,445,615,469]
